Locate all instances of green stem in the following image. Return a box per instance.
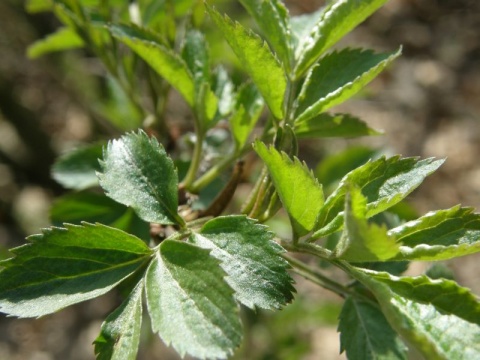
[281,240,333,260]
[283,254,351,298]
[181,132,204,191]
[190,152,237,193]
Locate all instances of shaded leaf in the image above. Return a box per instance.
[98,131,184,226]
[295,113,381,139]
[295,48,401,123]
[315,146,377,191]
[50,191,149,240]
[51,142,104,190]
[189,215,295,309]
[230,82,264,151]
[254,141,324,237]
[207,5,286,120]
[338,296,407,360]
[94,279,144,360]
[27,27,84,58]
[26,0,53,13]
[109,24,196,106]
[146,240,242,359]
[295,0,390,77]
[239,0,292,68]
[367,270,480,326]
[313,156,444,239]
[389,206,480,261]
[0,223,151,318]
[354,269,480,360]
[334,186,400,262]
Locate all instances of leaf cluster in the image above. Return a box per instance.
[2,0,479,359]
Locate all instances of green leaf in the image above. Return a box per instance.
[367,271,480,326]
[206,5,287,120]
[254,141,324,237]
[294,0,390,77]
[182,29,218,122]
[294,113,381,138]
[25,0,53,13]
[109,24,195,106]
[27,27,84,58]
[334,186,400,262]
[51,142,104,190]
[50,191,149,240]
[98,131,184,226]
[212,65,235,117]
[0,223,151,318]
[313,156,444,238]
[290,7,326,55]
[230,82,264,151]
[239,0,292,69]
[353,269,480,360]
[315,146,377,191]
[94,279,144,360]
[389,206,480,261]
[145,240,242,359]
[338,296,407,360]
[189,215,295,309]
[295,48,401,123]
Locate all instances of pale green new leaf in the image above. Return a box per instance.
[212,65,235,117]
[98,131,184,226]
[294,113,381,138]
[109,24,195,106]
[290,7,326,55]
[338,296,407,360]
[231,83,264,151]
[94,279,144,360]
[26,0,52,13]
[295,0,390,77]
[189,215,295,309]
[254,141,324,237]
[388,206,480,261]
[313,156,444,239]
[27,27,84,58]
[0,223,151,318]
[146,240,242,359]
[207,5,286,120]
[367,270,480,326]
[239,0,292,69]
[354,270,480,360]
[334,186,400,262]
[295,48,401,123]
[51,142,104,190]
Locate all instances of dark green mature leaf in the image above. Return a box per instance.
[388,206,480,261]
[207,5,286,120]
[189,215,295,309]
[312,156,444,239]
[254,141,324,237]
[338,296,407,360]
[294,113,381,138]
[98,131,184,226]
[146,240,242,359]
[354,270,480,360]
[109,24,196,106]
[50,191,149,240]
[239,0,292,69]
[367,271,480,326]
[334,186,400,262]
[27,27,84,58]
[0,223,151,318]
[294,0,390,77]
[51,142,104,190]
[94,279,144,360]
[230,83,264,151]
[295,48,401,123]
